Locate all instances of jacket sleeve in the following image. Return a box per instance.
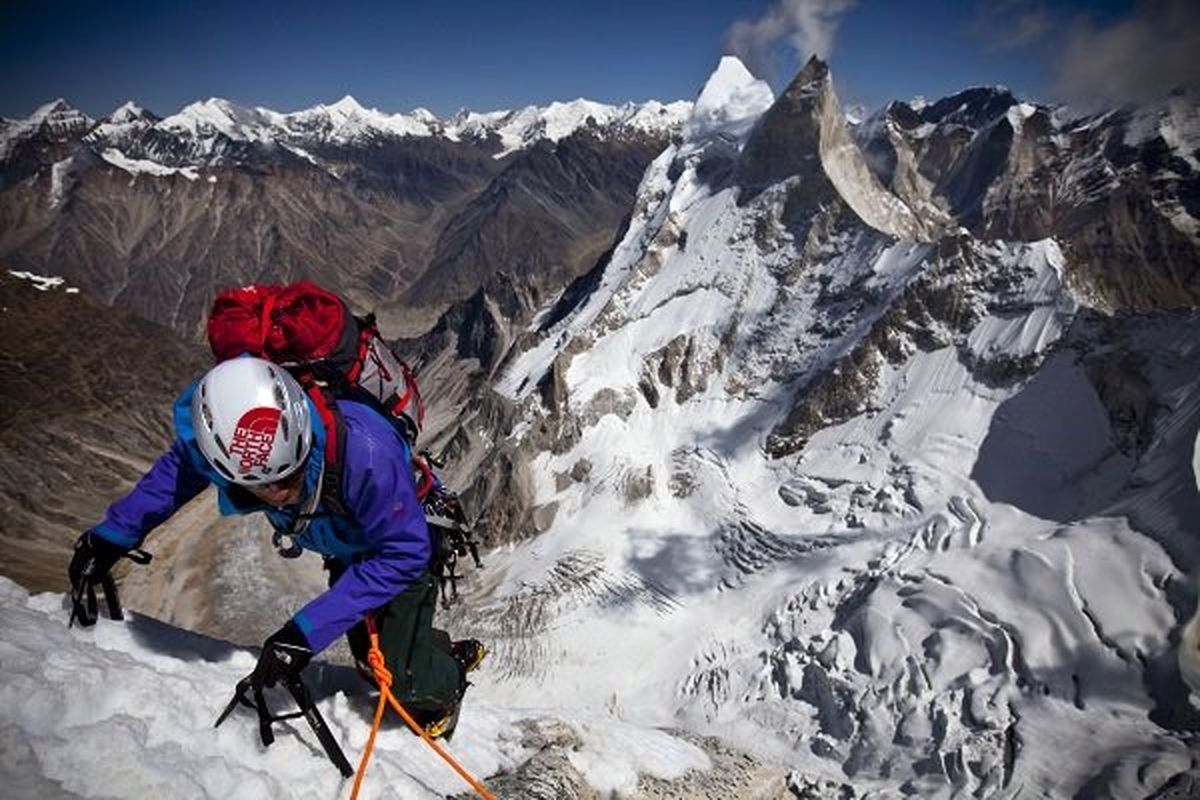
[292,420,430,652]
[92,438,212,549]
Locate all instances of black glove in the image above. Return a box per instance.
[252,620,313,689]
[68,531,129,627]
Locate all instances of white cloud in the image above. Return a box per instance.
[969,1,1053,52]
[723,0,857,82]
[1053,0,1200,108]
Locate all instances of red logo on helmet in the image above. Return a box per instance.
[229,407,282,474]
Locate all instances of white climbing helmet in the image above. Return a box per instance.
[190,357,313,485]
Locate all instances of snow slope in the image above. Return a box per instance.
[464,56,1200,798]
[0,576,717,799]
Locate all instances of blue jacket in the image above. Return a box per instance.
[92,381,432,653]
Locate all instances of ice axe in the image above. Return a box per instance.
[215,671,354,778]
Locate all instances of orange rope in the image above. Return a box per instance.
[349,627,495,800]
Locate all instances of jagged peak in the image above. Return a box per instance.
[23,98,92,128]
[158,97,274,141]
[753,56,837,128]
[326,95,367,116]
[921,86,1017,125]
[681,56,773,150]
[0,99,91,160]
[795,55,831,85]
[737,57,932,240]
[33,98,74,116]
[706,56,756,84]
[106,101,155,124]
[442,97,689,156]
[771,56,832,105]
[112,100,143,117]
[697,57,764,106]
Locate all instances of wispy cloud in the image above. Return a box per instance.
[1052,0,1200,108]
[969,1,1053,52]
[723,0,857,82]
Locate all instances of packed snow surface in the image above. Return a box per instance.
[0,577,710,799]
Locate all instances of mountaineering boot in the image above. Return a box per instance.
[451,639,486,674]
[423,702,462,740]
[392,701,460,740]
[417,641,484,740]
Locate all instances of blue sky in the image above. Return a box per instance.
[1,0,1186,120]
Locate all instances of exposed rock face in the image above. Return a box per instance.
[766,234,1061,458]
[1061,309,1200,569]
[738,57,933,241]
[0,162,460,338]
[0,270,208,591]
[0,100,95,189]
[406,131,672,313]
[857,88,1025,224]
[449,720,791,800]
[856,87,1200,310]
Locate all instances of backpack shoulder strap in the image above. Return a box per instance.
[304,379,432,518]
[304,383,350,518]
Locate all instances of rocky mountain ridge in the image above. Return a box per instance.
[415,56,1200,798]
[0,94,688,338]
[855,84,1200,310]
[3,94,691,171]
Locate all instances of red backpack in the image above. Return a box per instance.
[207,281,436,496]
[205,282,480,604]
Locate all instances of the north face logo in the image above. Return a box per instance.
[229,407,282,474]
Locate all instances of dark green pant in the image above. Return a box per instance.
[335,567,464,712]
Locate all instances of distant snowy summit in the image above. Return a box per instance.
[158,93,693,155]
[1,92,693,169]
[0,98,94,161]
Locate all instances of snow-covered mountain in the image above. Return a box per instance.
[2,55,1198,799]
[414,56,1199,798]
[855,85,1200,310]
[2,93,691,172]
[0,98,93,161]
[0,93,688,338]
